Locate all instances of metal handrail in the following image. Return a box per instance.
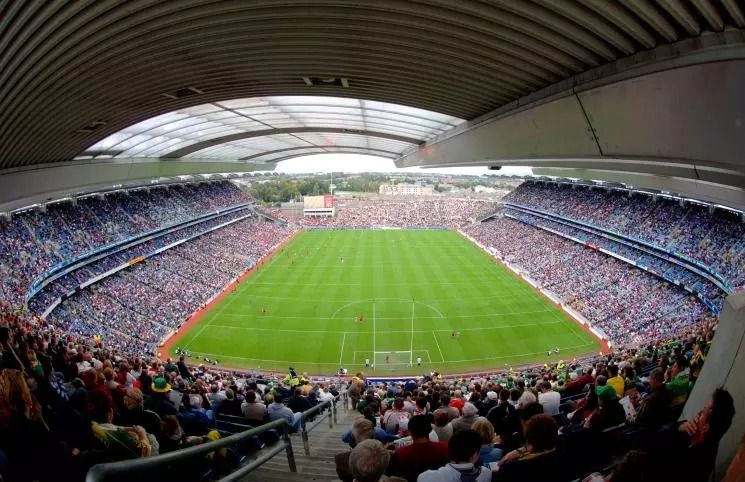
[85,418,296,482]
[299,398,335,455]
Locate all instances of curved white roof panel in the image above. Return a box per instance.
[85,96,465,161]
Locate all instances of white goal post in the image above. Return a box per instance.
[373,351,413,367]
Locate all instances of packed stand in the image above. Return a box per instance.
[0,182,251,310]
[0,305,342,482]
[336,317,734,481]
[463,218,711,348]
[505,207,724,304]
[44,217,295,357]
[505,181,745,289]
[271,197,497,228]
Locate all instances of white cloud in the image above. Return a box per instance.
[274,154,532,176]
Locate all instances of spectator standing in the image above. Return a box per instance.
[417,429,492,482]
[388,415,449,482]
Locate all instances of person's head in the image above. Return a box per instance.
[596,385,617,406]
[509,388,521,403]
[408,415,432,441]
[0,369,33,418]
[517,390,537,409]
[649,368,665,390]
[265,393,275,404]
[123,387,144,410]
[471,418,495,445]
[441,394,451,405]
[246,390,256,403]
[524,414,558,452]
[541,381,552,392]
[393,397,404,410]
[351,417,375,444]
[499,389,510,403]
[610,450,651,482]
[434,410,450,428]
[701,388,736,445]
[462,402,478,418]
[225,388,235,400]
[415,397,427,411]
[448,429,482,464]
[273,393,283,404]
[671,355,688,378]
[348,439,390,482]
[608,365,619,377]
[87,389,114,424]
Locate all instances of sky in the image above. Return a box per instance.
[274,153,532,176]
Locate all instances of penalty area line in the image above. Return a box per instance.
[432,331,445,362]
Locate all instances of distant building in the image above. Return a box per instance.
[379,183,434,196]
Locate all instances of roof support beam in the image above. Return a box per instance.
[162,128,421,159]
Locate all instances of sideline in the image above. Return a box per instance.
[159,229,301,359]
[457,229,611,355]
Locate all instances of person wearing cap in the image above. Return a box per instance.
[145,377,177,417]
[584,384,625,431]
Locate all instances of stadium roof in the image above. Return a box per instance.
[82,96,464,163]
[1,1,745,209]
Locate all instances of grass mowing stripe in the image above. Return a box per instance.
[174,230,601,375]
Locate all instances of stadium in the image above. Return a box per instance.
[0,2,744,482]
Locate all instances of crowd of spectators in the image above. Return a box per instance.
[43,217,295,356]
[0,182,250,310]
[269,197,497,228]
[463,218,712,348]
[337,316,734,481]
[505,182,745,289]
[0,302,341,481]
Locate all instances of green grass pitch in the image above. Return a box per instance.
[171,229,601,376]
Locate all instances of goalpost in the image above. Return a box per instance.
[371,300,415,368]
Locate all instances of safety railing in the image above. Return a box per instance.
[85,418,296,482]
[299,398,335,455]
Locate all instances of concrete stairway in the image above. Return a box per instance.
[241,406,358,482]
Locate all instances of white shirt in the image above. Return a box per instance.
[417,463,492,482]
[539,390,561,416]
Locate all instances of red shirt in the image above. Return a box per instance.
[449,398,465,413]
[390,441,449,482]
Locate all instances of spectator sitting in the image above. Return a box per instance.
[584,385,625,431]
[388,415,449,482]
[436,394,459,421]
[348,439,400,482]
[240,390,267,424]
[383,398,411,434]
[449,390,465,414]
[266,393,301,432]
[336,418,376,482]
[432,411,453,443]
[115,387,161,436]
[635,368,673,431]
[451,403,483,434]
[498,414,558,467]
[663,388,735,482]
[606,365,624,398]
[144,377,177,417]
[471,418,503,466]
[417,429,492,482]
[288,387,313,414]
[88,389,158,460]
[486,389,518,449]
[342,416,398,448]
[216,388,242,417]
[537,382,560,416]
